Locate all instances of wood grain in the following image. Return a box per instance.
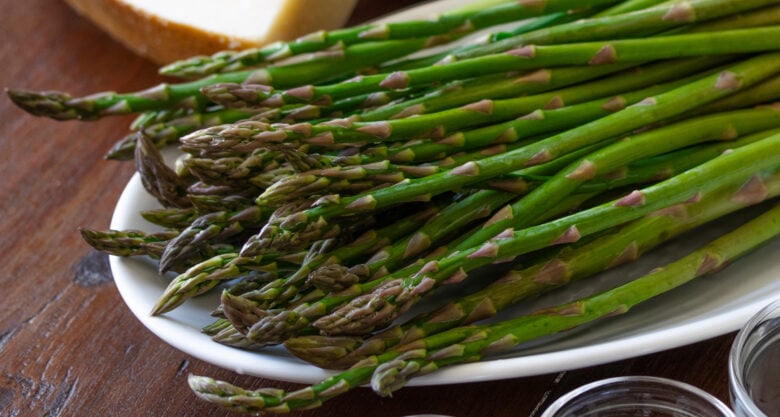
[0,1,738,416]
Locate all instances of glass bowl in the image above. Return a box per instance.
[729,298,780,417]
[541,375,734,417]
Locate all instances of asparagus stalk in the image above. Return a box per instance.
[134,134,192,209]
[270,54,780,248]
[180,148,291,188]
[107,107,262,161]
[189,182,780,412]
[361,0,780,121]
[683,3,780,33]
[234,189,520,316]
[159,0,622,78]
[376,58,727,164]
[312,133,780,336]
[369,200,780,396]
[205,63,631,120]
[411,0,774,68]
[79,229,178,259]
[436,0,777,62]
[454,106,780,250]
[140,207,200,229]
[379,10,586,73]
[236,134,779,345]
[151,202,441,315]
[152,250,304,316]
[593,0,669,16]
[185,57,724,152]
[231,145,603,315]
[287,136,780,368]
[227,28,780,108]
[6,38,435,120]
[157,205,273,274]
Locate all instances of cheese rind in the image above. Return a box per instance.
[64,0,359,64]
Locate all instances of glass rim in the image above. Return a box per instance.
[541,375,734,417]
[728,298,780,417]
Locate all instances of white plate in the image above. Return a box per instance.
[109,1,780,386]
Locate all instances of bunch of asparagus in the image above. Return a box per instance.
[9,0,780,413]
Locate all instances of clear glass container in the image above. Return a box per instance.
[729,299,780,417]
[541,376,735,417]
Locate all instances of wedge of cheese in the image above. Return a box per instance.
[64,0,360,64]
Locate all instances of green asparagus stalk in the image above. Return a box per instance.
[6,38,435,120]
[205,63,631,120]
[236,134,779,346]
[593,0,669,16]
[369,202,780,396]
[234,144,605,314]
[270,54,780,249]
[380,10,586,73]
[312,133,780,336]
[454,107,780,250]
[151,250,305,316]
[683,3,780,33]
[234,189,520,316]
[180,148,290,187]
[287,134,780,368]
[134,133,192,209]
[186,57,724,152]
[157,205,273,274]
[189,183,780,412]
[151,202,441,315]
[438,0,776,62]
[374,58,727,164]
[139,207,200,229]
[159,0,623,78]
[80,229,178,259]
[231,28,780,108]
[107,107,262,161]
[412,0,774,68]
[253,160,447,209]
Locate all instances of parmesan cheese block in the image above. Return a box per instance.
[64,0,360,65]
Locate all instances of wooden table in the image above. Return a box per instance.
[0,1,739,416]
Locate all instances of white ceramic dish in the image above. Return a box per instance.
[109,0,780,386]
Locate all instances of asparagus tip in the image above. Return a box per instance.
[6,88,79,120]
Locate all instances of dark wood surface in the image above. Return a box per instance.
[0,1,738,416]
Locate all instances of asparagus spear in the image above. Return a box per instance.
[313,133,780,336]
[372,4,780,122]
[379,10,586,73]
[204,63,631,120]
[235,189,520,314]
[453,106,780,250]
[226,28,780,108]
[401,0,774,68]
[593,0,670,16]
[79,229,178,259]
[6,38,435,120]
[134,134,192,209]
[157,205,274,273]
[234,133,779,345]
[288,133,780,368]
[107,107,262,161]
[369,200,780,396]
[139,207,200,229]
[151,202,441,315]
[185,57,724,151]
[269,54,780,249]
[159,0,623,78]
[188,175,780,412]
